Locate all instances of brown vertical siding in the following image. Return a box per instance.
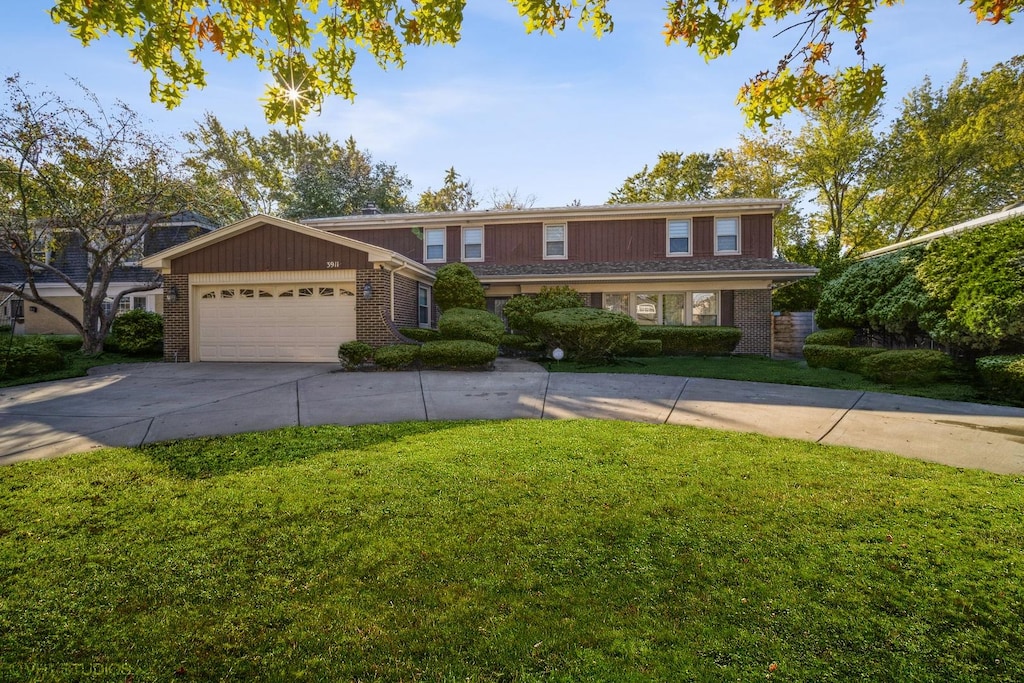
[331,228,423,261]
[720,290,735,326]
[481,222,543,264]
[741,213,773,258]
[447,226,462,263]
[171,224,371,274]
[568,218,665,261]
[692,216,715,257]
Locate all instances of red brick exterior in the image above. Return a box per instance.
[392,273,421,329]
[732,289,772,355]
[355,269,393,348]
[162,274,190,362]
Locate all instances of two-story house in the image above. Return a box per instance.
[142,200,816,362]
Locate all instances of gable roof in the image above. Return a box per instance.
[141,214,435,279]
[303,198,788,231]
[859,203,1024,260]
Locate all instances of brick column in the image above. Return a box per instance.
[355,268,394,347]
[732,289,772,355]
[162,274,190,362]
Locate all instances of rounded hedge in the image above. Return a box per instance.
[420,340,498,368]
[438,307,505,345]
[1,337,64,378]
[398,327,441,343]
[859,349,954,386]
[802,344,885,373]
[338,341,373,370]
[638,326,742,355]
[373,344,420,370]
[976,355,1024,403]
[804,328,856,347]
[433,263,485,312]
[623,338,663,357]
[532,307,640,362]
[503,286,586,336]
[110,310,164,355]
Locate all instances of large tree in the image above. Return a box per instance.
[49,1,1022,127]
[0,76,196,354]
[608,151,722,204]
[417,167,478,212]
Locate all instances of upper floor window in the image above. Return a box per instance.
[544,223,567,259]
[424,228,445,263]
[667,219,691,256]
[715,217,740,254]
[462,226,484,262]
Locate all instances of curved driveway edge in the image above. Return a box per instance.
[1,360,1022,474]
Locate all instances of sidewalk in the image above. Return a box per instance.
[1,360,1022,473]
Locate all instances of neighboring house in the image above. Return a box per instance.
[140,200,815,363]
[0,212,216,334]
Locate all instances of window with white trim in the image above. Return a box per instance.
[544,223,567,259]
[462,226,484,262]
[418,284,431,327]
[607,291,720,326]
[424,228,446,263]
[667,219,691,256]
[715,217,740,254]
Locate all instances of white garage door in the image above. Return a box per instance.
[197,284,356,362]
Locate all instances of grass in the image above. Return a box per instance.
[2,419,1022,681]
[542,355,1003,405]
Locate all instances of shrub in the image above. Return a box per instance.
[859,349,954,386]
[398,327,441,343]
[420,340,498,368]
[976,355,1024,403]
[499,333,545,356]
[110,310,164,355]
[639,326,742,356]
[802,344,885,373]
[433,263,485,312]
[623,338,663,357]
[503,286,586,336]
[438,308,505,345]
[804,328,856,347]
[532,308,640,362]
[337,341,373,370]
[1,337,64,378]
[373,344,420,370]
[47,335,84,352]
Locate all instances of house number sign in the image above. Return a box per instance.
[326,261,341,268]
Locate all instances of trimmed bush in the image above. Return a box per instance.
[639,326,742,355]
[859,349,954,386]
[802,344,885,373]
[804,328,855,347]
[976,355,1024,402]
[532,308,640,362]
[503,286,586,336]
[499,333,545,356]
[398,327,441,343]
[46,335,85,352]
[420,340,498,368]
[338,341,373,370]
[1,337,64,378]
[438,308,505,345]
[433,263,485,312]
[624,338,663,357]
[373,344,420,370]
[110,310,163,355]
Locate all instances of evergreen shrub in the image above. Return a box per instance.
[639,326,742,355]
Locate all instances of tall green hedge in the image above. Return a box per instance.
[976,355,1024,403]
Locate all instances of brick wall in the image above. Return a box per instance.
[162,274,190,362]
[355,269,394,347]
[732,289,772,355]
[393,273,421,329]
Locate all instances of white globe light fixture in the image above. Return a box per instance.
[551,347,565,361]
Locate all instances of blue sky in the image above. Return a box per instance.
[1,2,1021,208]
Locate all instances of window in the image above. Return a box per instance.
[606,292,721,326]
[30,229,52,266]
[544,223,567,259]
[418,284,431,327]
[462,227,484,262]
[603,293,629,315]
[715,217,740,254]
[691,292,718,326]
[424,228,445,263]
[663,293,686,325]
[634,293,659,325]
[667,219,691,256]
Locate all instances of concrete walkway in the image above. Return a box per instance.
[1,360,1023,473]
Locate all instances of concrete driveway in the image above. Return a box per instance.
[2,360,1023,473]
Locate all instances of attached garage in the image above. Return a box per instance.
[196,282,357,361]
[142,215,435,363]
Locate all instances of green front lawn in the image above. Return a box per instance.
[543,355,999,405]
[2,420,1022,681]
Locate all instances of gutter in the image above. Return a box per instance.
[858,202,1024,260]
[473,268,818,285]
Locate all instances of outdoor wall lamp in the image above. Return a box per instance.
[362,282,373,299]
[165,285,178,304]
